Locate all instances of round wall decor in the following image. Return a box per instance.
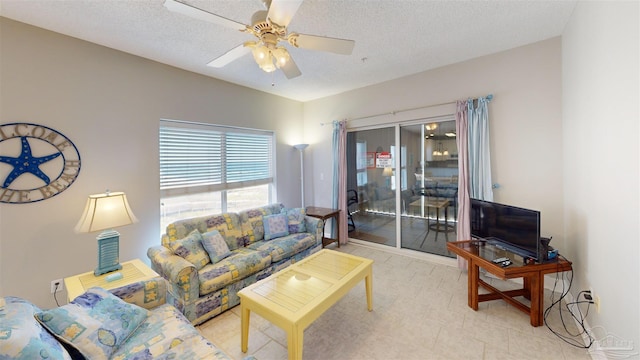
[0,123,81,204]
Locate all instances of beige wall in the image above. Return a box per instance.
[303,38,564,248]
[0,18,303,308]
[562,1,639,352]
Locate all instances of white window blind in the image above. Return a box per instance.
[160,120,274,197]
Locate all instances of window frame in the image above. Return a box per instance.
[159,119,275,222]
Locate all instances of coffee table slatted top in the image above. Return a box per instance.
[251,251,366,312]
[239,249,372,323]
[252,269,333,312]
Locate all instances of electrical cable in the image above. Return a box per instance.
[543,254,594,349]
[53,282,60,307]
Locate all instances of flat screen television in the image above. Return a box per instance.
[470,198,542,262]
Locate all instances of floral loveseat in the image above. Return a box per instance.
[0,277,234,359]
[148,203,323,325]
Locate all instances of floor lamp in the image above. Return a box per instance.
[293,144,309,208]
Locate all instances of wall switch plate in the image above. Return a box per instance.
[50,279,64,294]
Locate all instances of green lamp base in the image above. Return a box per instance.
[94,229,122,276]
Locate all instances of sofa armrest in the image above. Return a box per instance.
[147,245,199,304]
[304,215,323,247]
[109,276,167,310]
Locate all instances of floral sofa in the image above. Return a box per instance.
[0,277,236,359]
[148,203,323,325]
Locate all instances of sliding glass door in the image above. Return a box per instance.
[346,127,396,247]
[399,120,458,257]
[346,119,458,258]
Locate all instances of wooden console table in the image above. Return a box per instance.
[447,240,572,326]
[305,207,340,248]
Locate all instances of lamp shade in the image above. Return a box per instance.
[75,192,138,233]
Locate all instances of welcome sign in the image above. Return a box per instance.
[0,123,81,204]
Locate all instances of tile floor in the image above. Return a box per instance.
[198,243,593,360]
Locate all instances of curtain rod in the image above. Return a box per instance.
[319,94,493,126]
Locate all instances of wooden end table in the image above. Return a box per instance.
[64,259,159,302]
[305,206,341,248]
[447,240,572,326]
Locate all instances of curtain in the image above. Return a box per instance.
[455,101,470,270]
[457,95,494,269]
[331,120,349,244]
[467,95,494,201]
[456,100,471,241]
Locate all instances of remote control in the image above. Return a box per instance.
[492,257,509,263]
[105,272,123,282]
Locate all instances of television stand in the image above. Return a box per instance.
[447,240,572,326]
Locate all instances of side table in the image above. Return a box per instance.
[305,206,341,248]
[64,258,159,302]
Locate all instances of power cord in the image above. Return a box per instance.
[53,282,60,307]
[543,254,594,348]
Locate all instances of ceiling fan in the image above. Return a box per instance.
[164,0,356,79]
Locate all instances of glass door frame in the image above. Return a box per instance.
[347,114,456,253]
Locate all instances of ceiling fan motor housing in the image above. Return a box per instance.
[250,10,286,46]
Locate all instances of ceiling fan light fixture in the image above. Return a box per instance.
[252,44,269,61]
[272,47,290,68]
[258,52,277,72]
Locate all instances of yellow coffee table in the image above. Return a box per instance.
[238,249,373,360]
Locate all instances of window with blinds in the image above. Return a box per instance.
[159,120,274,230]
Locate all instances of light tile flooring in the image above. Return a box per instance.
[198,243,593,360]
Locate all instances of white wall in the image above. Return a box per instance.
[0,18,303,308]
[562,1,639,353]
[303,38,564,245]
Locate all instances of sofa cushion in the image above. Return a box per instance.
[247,232,317,263]
[166,213,245,251]
[263,213,290,240]
[282,207,307,233]
[35,287,148,360]
[110,303,229,360]
[239,203,285,245]
[201,229,231,264]
[168,230,210,270]
[0,297,72,360]
[198,248,272,296]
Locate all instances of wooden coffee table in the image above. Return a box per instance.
[238,249,373,360]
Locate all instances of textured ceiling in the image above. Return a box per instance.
[0,0,576,102]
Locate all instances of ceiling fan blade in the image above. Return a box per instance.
[207,44,251,68]
[280,56,302,79]
[164,0,247,31]
[289,33,355,55]
[267,0,303,27]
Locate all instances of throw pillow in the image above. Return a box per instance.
[263,213,290,240]
[0,297,72,360]
[167,230,210,270]
[35,287,148,360]
[201,229,232,264]
[281,207,307,234]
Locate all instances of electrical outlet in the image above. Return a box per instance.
[594,295,601,313]
[50,279,64,294]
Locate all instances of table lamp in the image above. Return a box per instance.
[74,191,138,276]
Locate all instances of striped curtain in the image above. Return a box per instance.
[456,95,494,269]
[331,120,348,244]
